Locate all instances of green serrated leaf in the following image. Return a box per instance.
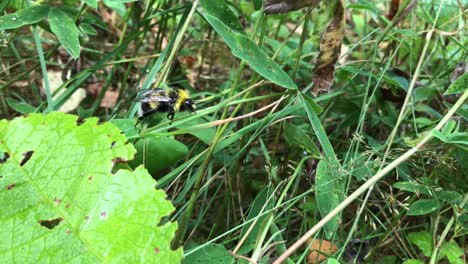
[130,136,189,175]
[445,73,468,95]
[83,0,98,9]
[440,241,464,264]
[407,199,440,216]
[185,243,234,264]
[201,0,297,89]
[0,112,183,263]
[408,231,433,257]
[0,5,50,30]
[48,8,81,59]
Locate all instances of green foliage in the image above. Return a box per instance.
[237,186,275,254]
[48,8,81,59]
[0,112,182,263]
[315,160,340,238]
[407,199,440,216]
[408,231,433,257]
[408,231,465,264]
[200,0,297,89]
[445,73,468,95]
[184,243,234,264]
[129,136,189,175]
[0,5,50,30]
[1,0,467,263]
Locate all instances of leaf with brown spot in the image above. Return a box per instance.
[307,239,338,264]
[312,0,345,96]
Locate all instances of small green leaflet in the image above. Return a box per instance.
[407,199,440,216]
[0,5,50,30]
[444,73,467,95]
[48,8,81,59]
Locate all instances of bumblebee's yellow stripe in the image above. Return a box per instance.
[175,89,190,111]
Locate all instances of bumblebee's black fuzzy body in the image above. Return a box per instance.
[137,88,195,120]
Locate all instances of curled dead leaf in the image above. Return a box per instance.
[307,239,338,264]
[311,0,345,96]
[387,0,401,20]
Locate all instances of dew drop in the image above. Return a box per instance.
[12,17,17,21]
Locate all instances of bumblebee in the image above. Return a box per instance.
[137,87,196,120]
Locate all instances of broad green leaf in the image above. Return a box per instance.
[393,181,431,195]
[201,0,245,34]
[6,98,37,114]
[184,243,234,264]
[176,117,216,145]
[48,8,81,59]
[284,123,321,156]
[301,92,343,239]
[201,0,297,89]
[237,186,275,254]
[79,23,98,35]
[315,160,340,238]
[0,5,50,30]
[0,112,182,263]
[408,231,432,257]
[83,0,98,9]
[445,73,467,95]
[440,241,464,264]
[435,191,462,205]
[102,0,126,16]
[130,136,189,175]
[301,93,324,114]
[407,199,440,216]
[109,119,139,139]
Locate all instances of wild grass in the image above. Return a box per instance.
[0,0,466,263]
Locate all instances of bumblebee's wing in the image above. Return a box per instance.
[135,89,172,103]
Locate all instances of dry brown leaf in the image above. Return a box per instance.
[100,90,119,109]
[307,239,338,264]
[387,0,401,20]
[311,0,345,96]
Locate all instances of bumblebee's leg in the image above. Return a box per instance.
[167,106,175,121]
